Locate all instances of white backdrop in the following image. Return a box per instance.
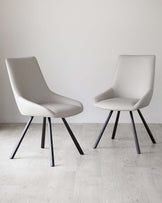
[0,0,162,123]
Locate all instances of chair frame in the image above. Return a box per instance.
[10,117,84,167]
[93,109,156,154]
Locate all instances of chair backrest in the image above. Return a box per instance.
[6,56,50,103]
[112,55,155,100]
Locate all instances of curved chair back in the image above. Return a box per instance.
[112,55,155,101]
[6,57,50,103]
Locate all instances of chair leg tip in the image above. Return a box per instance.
[10,155,14,159]
[50,163,55,167]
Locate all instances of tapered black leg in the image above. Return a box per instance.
[93,110,113,149]
[129,111,141,154]
[10,116,34,159]
[137,109,156,144]
[47,118,55,167]
[41,117,46,148]
[111,111,120,139]
[62,118,84,155]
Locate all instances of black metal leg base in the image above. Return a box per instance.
[130,111,141,154]
[137,109,156,144]
[62,118,84,155]
[41,117,46,148]
[47,118,55,167]
[94,109,155,154]
[111,111,120,139]
[93,110,113,149]
[10,116,55,167]
[10,116,34,159]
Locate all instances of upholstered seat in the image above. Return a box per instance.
[94,97,138,111]
[40,101,83,118]
[6,57,83,118]
[16,94,83,118]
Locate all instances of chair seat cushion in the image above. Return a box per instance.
[94,97,139,111]
[41,102,83,118]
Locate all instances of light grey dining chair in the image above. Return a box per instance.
[6,56,84,167]
[93,55,156,154]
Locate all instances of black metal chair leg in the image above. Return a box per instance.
[137,109,156,144]
[47,118,55,167]
[93,110,113,149]
[10,116,34,159]
[62,118,84,155]
[129,111,141,154]
[111,111,120,139]
[41,117,46,148]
